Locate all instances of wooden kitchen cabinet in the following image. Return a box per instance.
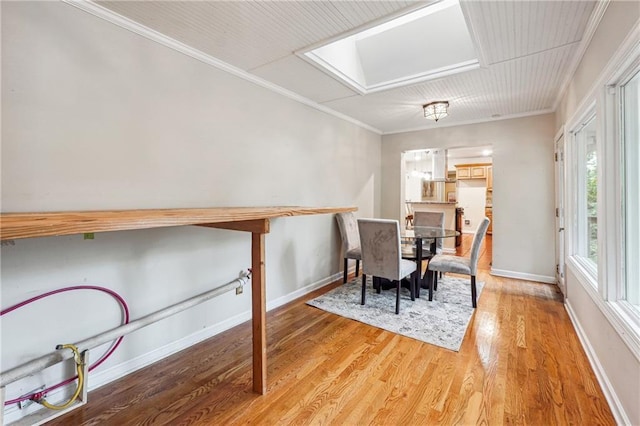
[455,163,491,181]
[456,167,471,179]
[470,165,486,178]
[485,207,493,235]
[487,166,493,190]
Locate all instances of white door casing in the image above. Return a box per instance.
[555,128,566,297]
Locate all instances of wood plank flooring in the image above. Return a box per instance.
[49,234,614,425]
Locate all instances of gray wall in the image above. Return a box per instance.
[555,2,640,423]
[0,1,381,417]
[382,114,557,280]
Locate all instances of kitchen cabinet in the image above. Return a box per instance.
[487,166,493,190]
[455,163,491,181]
[456,167,471,179]
[470,165,486,178]
[485,207,493,235]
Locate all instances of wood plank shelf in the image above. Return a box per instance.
[0,206,355,240]
[0,205,356,396]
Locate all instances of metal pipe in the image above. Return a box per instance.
[1,272,250,387]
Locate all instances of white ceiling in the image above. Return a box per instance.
[96,0,598,134]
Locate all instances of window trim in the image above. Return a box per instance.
[608,57,640,316]
[567,104,599,284]
[563,29,640,360]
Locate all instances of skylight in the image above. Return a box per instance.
[300,0,479,94]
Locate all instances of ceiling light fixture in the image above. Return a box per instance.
[423,101,449,122]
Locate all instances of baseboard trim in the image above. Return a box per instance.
[565,301,631,425]
[93,271,342,389]
[3,271,342,424]
[266,272,342,310]
[490,268,556,284]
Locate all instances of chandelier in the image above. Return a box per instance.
[423,101,449,122]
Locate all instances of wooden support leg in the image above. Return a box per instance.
[361,274,367,305]
[252,232,267,395]
[343,258,348,283]
[355,260,360,277]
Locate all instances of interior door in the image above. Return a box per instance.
[555,132,566,296]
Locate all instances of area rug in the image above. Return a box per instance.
[306,276,484,351]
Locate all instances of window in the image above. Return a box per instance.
[622,69,639,310]
[564,30,640,359]
[572,114,598,278]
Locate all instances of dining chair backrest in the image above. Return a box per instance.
[469,217,491,275]
[336,212,360,254]
[413,211,445,253]
[357,218,402,280]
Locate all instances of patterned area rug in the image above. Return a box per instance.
[307,276,484,351]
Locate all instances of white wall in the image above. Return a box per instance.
[0,2,381,419]
[555,2,640,424]
[382,114,556,281]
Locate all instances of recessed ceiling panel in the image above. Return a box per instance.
[356,1,477,86]
[302,0,480,93]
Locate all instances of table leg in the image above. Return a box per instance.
[251,232,267,395]
[416,238,422,298]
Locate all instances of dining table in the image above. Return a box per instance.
[401,226,460,296]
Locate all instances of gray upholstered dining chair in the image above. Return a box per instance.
[336,212,361,283]
[357,218,417,314]
[405,211,445,285]
[413,211,445,255]
[426,217,490,308]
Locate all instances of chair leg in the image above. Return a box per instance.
[355,260,360,277]
[471,275,477,308]
[343,258,348,283]
[434,272,438,291]
[361,274,367,305]
[428,269,434,301]
[409,272,415,301]
[395,280,401,314]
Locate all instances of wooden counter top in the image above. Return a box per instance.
[0,206,356,240]
[1,205,357,397]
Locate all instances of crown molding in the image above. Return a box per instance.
[382,108,554,136]
[62,0,382,135]
[553,0,611,111]
[564,20,639,132]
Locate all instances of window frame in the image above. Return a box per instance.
[567,103,600,287]
[564,39,640,359]
[607,56,640,330]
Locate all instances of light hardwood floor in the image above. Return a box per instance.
[49,234,614,425]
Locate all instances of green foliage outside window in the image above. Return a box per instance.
[586,149,597,263]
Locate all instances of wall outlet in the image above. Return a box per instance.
[465,219,471,225]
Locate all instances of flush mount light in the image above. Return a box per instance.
[423,101,449,122]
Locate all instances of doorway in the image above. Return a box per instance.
[401,146,493,256]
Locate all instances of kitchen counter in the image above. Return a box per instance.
[409,201,457,205]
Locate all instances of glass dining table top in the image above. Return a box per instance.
[402,226,459,240]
